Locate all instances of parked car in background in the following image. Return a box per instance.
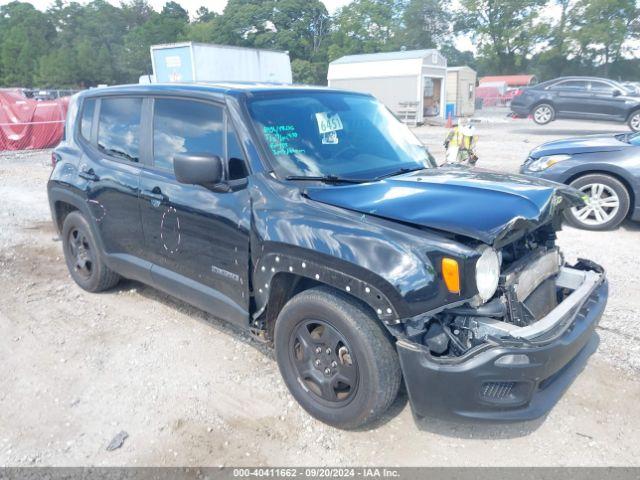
[622,82,640,96]
[48,83,608,428]
[511,76,640,132]
[521,132,640,230]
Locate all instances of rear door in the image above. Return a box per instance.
[79,96,147,267]
[138,96,251,325]
[548,80,591,116]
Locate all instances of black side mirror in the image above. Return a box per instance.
[613,90,622,97]
[174,153,223,186]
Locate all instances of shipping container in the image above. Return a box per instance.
[150,42,292,84]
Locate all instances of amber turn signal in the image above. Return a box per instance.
[441,258,461,294]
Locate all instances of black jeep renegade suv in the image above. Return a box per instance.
[48,83,608,429]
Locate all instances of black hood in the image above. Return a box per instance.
[304,167,582,246]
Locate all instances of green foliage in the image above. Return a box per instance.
[0,0,638,88]
[455,0,548,74]
[399,0,451,49]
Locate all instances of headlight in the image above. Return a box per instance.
[475,246,500,303]
[527,154,571,171]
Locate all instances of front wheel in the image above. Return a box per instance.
[565,174,630,230]
[274,286,401,429]
[628,110,640,132]
[532,103,555,125]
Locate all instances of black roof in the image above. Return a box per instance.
[79,82,363,99]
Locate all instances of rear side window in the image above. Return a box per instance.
[152,98,224,171]
[97,97,143,163]
[79,98,95,141]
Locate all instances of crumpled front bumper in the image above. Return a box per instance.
[397,264,608,421]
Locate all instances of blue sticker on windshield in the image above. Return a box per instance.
[263,125,306,156]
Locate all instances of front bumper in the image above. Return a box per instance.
[397,265,608,421]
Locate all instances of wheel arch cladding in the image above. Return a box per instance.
[253,249,403,327]
[49,187,108,254]
[54,200,79,232]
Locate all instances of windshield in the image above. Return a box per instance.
[247,92,432,180]
[629,132,640,146]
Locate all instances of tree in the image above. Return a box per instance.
[569,0,640,76]
[398,0,452,49]
[328,0,403,60]
[455,0,546,73]
[121,1,189,78]
[0,2,54,86]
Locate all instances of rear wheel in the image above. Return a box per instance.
[62,211,120,291]
[565,174,630,230]
[274,286,401,429]
[628,110,640,132]
[532,103,555,125]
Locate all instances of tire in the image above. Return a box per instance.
[628,110,640,132]
[61,211,120,292]
[274,286,401,429]
[532,103,555,125]
[564,174,630,230]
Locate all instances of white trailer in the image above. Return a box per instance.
[150,42,292,84]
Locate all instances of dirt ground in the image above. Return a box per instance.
[1,110,639,467]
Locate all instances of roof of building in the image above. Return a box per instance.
[330,49,442,65]
[447,66,476,73]
[479,74,536,86]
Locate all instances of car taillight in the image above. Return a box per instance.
[51,152,61,167]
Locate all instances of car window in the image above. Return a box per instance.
[226,126,248,180]
[247,92,431,180]
[550,80,588,91]
[80,98,95,142]
[97,97,142,163]
[590,81,615,94]
[153,98,224,171]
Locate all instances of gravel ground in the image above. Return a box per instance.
[1,112,639,466]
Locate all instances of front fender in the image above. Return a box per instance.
[249,175,479,323]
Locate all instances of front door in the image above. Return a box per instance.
[588,81,629,120]
[138,97,251,325]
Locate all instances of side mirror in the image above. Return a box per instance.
[174,153,223,186]
[613,90,622,97]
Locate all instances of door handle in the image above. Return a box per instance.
[141,187,167,206]
[79,167,99,182]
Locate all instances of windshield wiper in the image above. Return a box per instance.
[284,175,367,184]
[374,167,425,180]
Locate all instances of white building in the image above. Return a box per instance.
[446,66,477,117]
[327,49,448,124]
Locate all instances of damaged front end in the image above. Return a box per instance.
[396,230,608,421]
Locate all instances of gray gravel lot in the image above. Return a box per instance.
[1,111,639,466]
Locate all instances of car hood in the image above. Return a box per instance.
[304,167,582,246]
[530,134,630,158]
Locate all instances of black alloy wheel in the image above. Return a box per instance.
[61,211,120,292]
[67,227,95,280]
[289,319,358,406]
[275,286,401,429]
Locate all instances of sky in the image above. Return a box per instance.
[0,0,354,15]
